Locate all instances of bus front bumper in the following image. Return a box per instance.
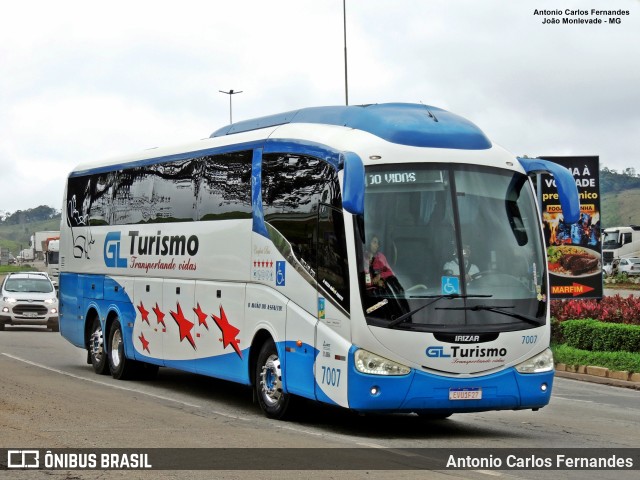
[347,364,554,414]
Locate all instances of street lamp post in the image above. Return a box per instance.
[343,0,349,106]
[219,89,243,124]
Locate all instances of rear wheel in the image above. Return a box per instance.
[255,339,291,419]
[89,317,109,375]
[108,318,137,380]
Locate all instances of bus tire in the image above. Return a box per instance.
[108,318,136,380]
[89,317,109,375]
[255,339,291,419]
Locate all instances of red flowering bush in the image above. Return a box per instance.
[551,295,640,325]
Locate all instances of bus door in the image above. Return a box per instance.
[314,204,351,408]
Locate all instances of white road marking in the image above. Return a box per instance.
[2,352,380,444]
[2,352,203,409]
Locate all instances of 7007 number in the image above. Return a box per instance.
[321,366,341,387]
[521,335,538,344]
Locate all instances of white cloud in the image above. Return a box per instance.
[0,0,639,212]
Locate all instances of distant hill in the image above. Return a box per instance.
[600,167,640,195]
[601,188,640,227]
[1,205,59,225]
[0,206,61,254]
[599,168,640,227]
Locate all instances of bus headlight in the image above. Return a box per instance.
[515,348,554,374]
[354,349,410,376]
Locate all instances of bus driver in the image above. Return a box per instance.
[365,235,394,288]
[443,244,479,282]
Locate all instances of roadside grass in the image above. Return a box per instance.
[0,265,38,274]
[552,343,640,374]
[604,277,640,290]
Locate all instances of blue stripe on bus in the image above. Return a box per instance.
[251,148,269,238]
[282,340,319,401]
[162,350,251,385]
[212,103,492,150]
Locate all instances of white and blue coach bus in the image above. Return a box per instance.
[59,103,579,419]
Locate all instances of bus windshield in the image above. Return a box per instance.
[357,163,547,332]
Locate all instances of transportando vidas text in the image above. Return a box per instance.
[533,9,630,25]
[127,231,198,271]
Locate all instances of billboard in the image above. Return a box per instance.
[538,156,602,299]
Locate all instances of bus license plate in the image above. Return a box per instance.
[449,388,482,400]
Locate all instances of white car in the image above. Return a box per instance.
[618,257,640,276]
[0,272,59,331]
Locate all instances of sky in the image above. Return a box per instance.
[1,0,639,213]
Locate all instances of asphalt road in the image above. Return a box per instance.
[1,328,639,480]
[603,287,640,297]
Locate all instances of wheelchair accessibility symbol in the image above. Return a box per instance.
[276,261,286,286]
[441,276,460,295]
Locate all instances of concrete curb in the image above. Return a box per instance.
[555,363,640,391]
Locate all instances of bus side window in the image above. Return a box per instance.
[197,151,252,221]
[112,159,199,225]
[262,153,345,299]
[89,173,115,226]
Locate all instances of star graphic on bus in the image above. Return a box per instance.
[193,303,209,330]
[137,302,150,325]
[138,332,151,353]
[153,303,166,328]
[170,303,196,350]
[212,305,242,358]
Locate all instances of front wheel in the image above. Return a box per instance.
[108,318,137,380]
[255,339,292,419]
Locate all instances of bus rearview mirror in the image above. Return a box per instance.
[342,152,365,216]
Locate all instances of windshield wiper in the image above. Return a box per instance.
[387,294,492,328]
[436,305,543,326]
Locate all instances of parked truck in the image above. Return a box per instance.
[602,225,640,265]
[32,230,60,260]
[17,248,35,262]
[44,238,60,285]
